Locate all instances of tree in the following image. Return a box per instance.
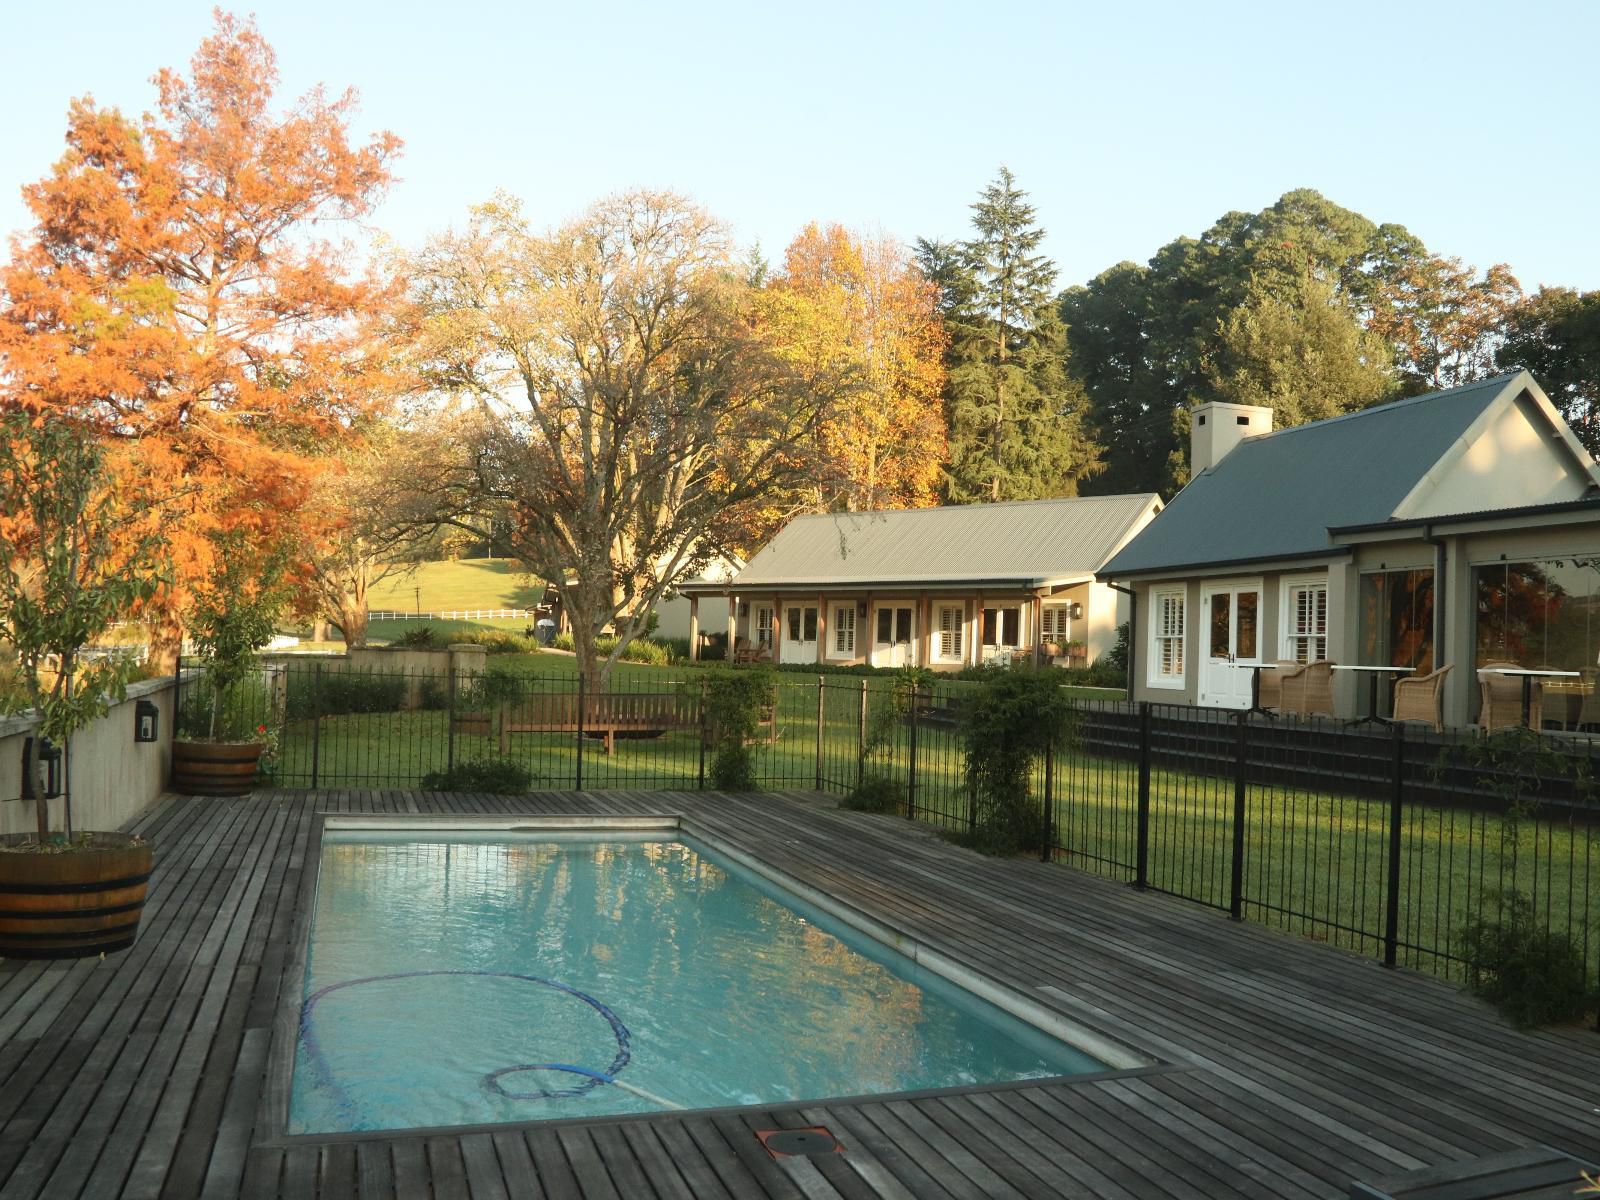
[765,224,946,512]
[1365,251,1521,393]
[0,13,400,670]
[295,424,449,647]
[0,412,166,839]
[1498,287,1600,456]
[401,191,846,686]
[1207,273,1392,426]
[923,168,1100,503]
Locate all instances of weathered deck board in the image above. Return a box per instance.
[3,786,1599,1198]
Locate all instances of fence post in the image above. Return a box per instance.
[814,677,825,791]
[1040,742,1054,863]
[309,661,322,790]
[1230,710,1247,920]
[697,678,707,790]
[575,673,585,791]
[907,684,919,818]
[446,663,457,776]
[1135,701,1151,890]
[1383,721,1405,967]
[857,677,868,790]
[173,652,183,738]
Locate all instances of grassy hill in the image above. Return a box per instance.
[364,559,544,615]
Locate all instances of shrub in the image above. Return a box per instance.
[1459,891,1591,1027]
[844,773,904,815]
[1103,621,1130,674]
[444,628,540,654]
[455,666,526,711]
[656,637,691,664]
[419,758,535,793]
[418,677,448,710]
[551,631,575,652]
[395,625,439,648]
[957,669,1076,855]
[285,669,407,718]
[704,668,775,791]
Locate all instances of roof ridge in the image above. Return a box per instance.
[784,494,1160,524]
[1226,371,1522,450]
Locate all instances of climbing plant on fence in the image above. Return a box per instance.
[703,668,777,791]
[958,668,1077,854]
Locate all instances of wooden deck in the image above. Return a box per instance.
[3,788,1599,1200]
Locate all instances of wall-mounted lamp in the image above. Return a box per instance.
[135,699,160,744]
[1068,601,1084,620]
[857,600,869,618]
[21,736,62,801]
[738,601,749,618]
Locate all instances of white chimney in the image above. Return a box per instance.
[1190,401,1274,475]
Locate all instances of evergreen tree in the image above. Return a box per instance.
[921,168,1100,503]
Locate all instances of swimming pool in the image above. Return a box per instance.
[289,824,1110,1134]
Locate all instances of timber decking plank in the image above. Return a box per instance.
[457,1133,509,1200]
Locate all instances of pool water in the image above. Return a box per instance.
[289,832,1104,1134]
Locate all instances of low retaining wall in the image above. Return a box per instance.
[0,677,176,836]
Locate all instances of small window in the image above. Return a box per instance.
[787,607,801,642]
[895,608,912,644]
[1197,414,1207,426]
[937,605,964,660]
[1236,415,1250,426]
[755,606,774,649]
[832,606,856,656]
[1284,581,1327,663]
[1150,588,1186,687]
[1041,604,1070,642]
[803,608,817,642]
[876,608,893,644]
[983,606,1020,647]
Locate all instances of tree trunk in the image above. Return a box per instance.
[25,738,48,841]
[336,602,369,649]
[311,618,329,643]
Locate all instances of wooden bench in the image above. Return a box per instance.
[1349,1146,1599,1199]
[496,692,697,754]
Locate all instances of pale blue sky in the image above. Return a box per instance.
[2,1,1596,291]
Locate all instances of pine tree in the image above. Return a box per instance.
[923,168,1100,503]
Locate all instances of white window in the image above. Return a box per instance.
[1040,604,1071,643]
[831,606,856,657]
[1149,588,1186,688]
[755,606,774,649]
[1282,578,1327,663]
[936,605,965,660]
[982,606,1021,647]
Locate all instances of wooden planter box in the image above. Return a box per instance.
[0,832,153,959]
[171,739,264,797]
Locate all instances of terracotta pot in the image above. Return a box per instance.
[0,832,154,959]
[171,739,264,797]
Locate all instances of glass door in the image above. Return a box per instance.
[872,605,915,668]
[1201,583,1260,708]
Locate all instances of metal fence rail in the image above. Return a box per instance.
[174,659,1600,1005]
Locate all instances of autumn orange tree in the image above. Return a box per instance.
[0,12,399,669]
[763,224,947,513]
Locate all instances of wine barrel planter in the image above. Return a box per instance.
[171,739,264,797]
[0,832,153,959]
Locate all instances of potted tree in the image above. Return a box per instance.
[0,412,167,958]
[171,532,293,796]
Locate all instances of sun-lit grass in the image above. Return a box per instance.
[364,558,543,614]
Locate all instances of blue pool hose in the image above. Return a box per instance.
[298,970,640,1117]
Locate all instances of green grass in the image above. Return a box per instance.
[365,558,543,614]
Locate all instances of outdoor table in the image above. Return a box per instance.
[1331,664,1414,728]
[1488,668,1581,727]
[1248,662,1280,718]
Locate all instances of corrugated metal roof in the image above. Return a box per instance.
[1101,373,1522,577]
[732,495,1161,588]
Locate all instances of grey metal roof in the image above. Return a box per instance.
[1101,373,1522,578]
[731,495,1162,588]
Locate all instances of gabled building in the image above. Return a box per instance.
[1099,371,1600,727]
[678,495,1162,670]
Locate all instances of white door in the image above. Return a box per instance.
[1200,583,1261,708]
[871,605,915,668]
[779,605,819,665]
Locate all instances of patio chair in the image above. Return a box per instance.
[1255,660,1300,713]
[1280,660,1335,718]
[1477,662,1540,733]
[1391,664,1450,732]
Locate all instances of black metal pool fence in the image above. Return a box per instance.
[176,658,1600,995]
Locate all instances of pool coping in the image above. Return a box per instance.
[257,811,1159,1148]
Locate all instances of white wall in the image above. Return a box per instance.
[0,677,176,836]
[1406,394,1590,518]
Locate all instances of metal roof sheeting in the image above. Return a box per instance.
[732,495,1161,588]
[1101,373,1522,578]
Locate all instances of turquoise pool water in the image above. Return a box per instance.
[289,831,1105,1134]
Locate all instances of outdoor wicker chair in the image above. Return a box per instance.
[1576,668,1600,731]
[1477,661,1540,732]
[1255,660,1300,713]
[1280,660,1336,718]
[1391,664,1450,732]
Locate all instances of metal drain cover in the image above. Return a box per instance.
[756,1127,843,1158]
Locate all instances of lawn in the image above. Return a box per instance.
[364,558,544,614]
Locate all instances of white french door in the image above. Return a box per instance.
[779,605,818,665]
[1200,581,1261,709]
[871,604,915,668]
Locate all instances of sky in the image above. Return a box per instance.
[2,0,1597,292]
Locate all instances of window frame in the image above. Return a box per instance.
[1279,575,1328,664]
[1147,585,1187,690]
[935,603,965,662]
[828,605,856,659]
